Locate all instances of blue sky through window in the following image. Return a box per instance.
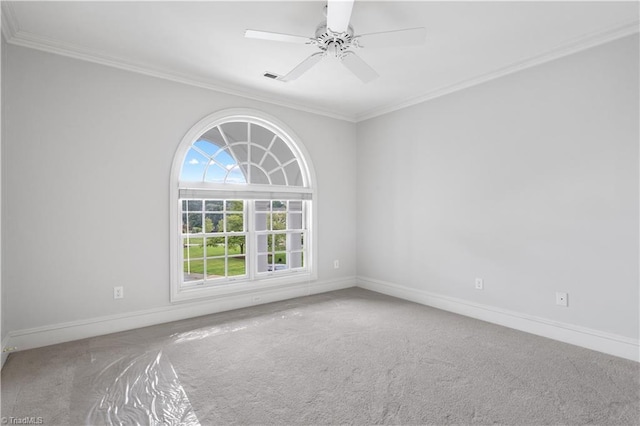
[180,139,246,183]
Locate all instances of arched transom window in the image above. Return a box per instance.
[181,121,306,186]
[170,110,316,302]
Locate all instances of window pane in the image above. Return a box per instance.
[249,165,269,185]
[221,122,248,143]
[250,123,275,149]
[226,200,244,211]
[184,258,204,280]
[205,237,225,256]
[257,234,268,252]
[274,234,286,251]
[270,213,286,231]
[226,214,244,232]
[285,162,304,186]
[186,213,202,233]
[258,254,269,273]
[272,201,286,211]
[206,213,223,233]
[228,256,246,276]
[290,252,304,269]
[206,258,225,278]
[271,138,294,163]
[205,163,227,183]
[183,260,203,282]
[199,127,225,146]
[289,213,302,230]
[255,200,270,212]
[289,201,302,211]
[270,169,286,186]
[214,148,237,169]
[181,213,188,233]
[185,200,202,211]
[273,252,288,271]
[250,145,268,163]
[180,148,208,182]
[225,165,246,184]
[205,200,223,211]
[290,232,303,250]
[267,234,275,252]
[183,239,204,259]
[227,235,245,256]
[255,213,268,232]
[262,154,279,174]
[203,214,215,233]
[194,138,221,156]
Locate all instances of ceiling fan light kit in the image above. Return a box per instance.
[245,0,426,83]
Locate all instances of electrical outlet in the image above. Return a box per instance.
[334,260,340,269]
[475,278,483,290]
[556,292,568,307]
[114,286,124,299]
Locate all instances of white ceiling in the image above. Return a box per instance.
[2,1,638,122]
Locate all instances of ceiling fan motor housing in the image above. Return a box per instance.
[314,23,355,58]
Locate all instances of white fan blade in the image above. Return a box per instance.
[327,0,354,33]
[280,52,325,82]
[356,27,426,48]
[245,29,312,45]
[341,51,378,83]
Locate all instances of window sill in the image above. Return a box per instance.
[170,271,317,303]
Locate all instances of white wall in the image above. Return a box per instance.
[357,35,639,342]
[2,44,357,336]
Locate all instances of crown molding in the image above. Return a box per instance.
[1,1,19,41]
[356,18,640,122]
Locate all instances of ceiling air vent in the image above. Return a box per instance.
[263,72,280,80]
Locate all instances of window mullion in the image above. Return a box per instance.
[201,208,207,282]
[247,200,256,281]
[247,123,252,184]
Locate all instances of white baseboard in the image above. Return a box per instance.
[1,277,356,359]
[1,335,10,368]
[5,276,636,364]
[357,276,639,362]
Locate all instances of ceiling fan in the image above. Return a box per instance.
[245,0,426,83]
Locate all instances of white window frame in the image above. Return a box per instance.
[170,109,317,302]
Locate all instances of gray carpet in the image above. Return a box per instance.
[1,288,638,425]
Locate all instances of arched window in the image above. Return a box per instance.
[170,109,316,302]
